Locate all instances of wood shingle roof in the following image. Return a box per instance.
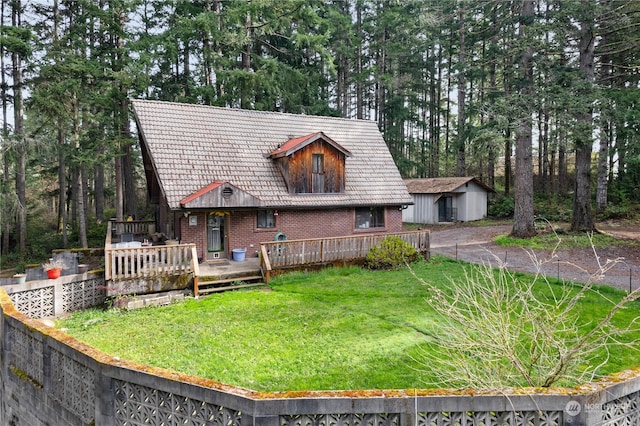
[403,177,494,194]
[132,100,412,210]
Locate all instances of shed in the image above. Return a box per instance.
[402,177,494,224]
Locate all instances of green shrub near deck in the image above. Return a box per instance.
[364,236,418,269]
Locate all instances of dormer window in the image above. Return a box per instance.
[268,132,351,195]
[312,154,324,193]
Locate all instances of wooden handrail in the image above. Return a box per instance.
[259,245,272,284]
[113,220,155,236]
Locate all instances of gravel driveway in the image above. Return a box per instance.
[428,224,640,292]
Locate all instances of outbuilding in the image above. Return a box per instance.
[402,177,494,224]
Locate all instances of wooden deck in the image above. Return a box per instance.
[259,230,430,284]
[105,221,430,296]
[104,220,198,283]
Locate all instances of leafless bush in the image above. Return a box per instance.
[411,233,640,389]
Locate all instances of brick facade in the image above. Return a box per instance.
[179,207,404,261]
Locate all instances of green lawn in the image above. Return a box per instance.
[57,257,640,391]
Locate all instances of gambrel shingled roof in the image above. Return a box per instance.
[131,100,412,210]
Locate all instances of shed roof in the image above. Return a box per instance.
[404,177,494,194]
[131,100,412,210]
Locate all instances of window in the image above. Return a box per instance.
[355,207,385,229]
[312,154,325,193]
[312,154,324,174]
[257,209,276,229]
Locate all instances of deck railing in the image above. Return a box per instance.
[105,221,197,281]
[259,230,430,283]
[112,220,155,237]
[105,244,197,281]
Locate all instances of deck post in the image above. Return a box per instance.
[260,245,272,285]
[191,246,200,296]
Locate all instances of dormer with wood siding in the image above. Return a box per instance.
[268,132,351,194]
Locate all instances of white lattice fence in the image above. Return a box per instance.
[6,273,106,319]
[9,286,55,318]
[62,278,106,312]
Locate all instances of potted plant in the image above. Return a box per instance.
[43,259,64,279]
[13,273,26,284]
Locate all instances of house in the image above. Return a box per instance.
[402,177,494,224]
[131,100,413,262]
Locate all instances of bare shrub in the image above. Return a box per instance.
[412,233,640,389]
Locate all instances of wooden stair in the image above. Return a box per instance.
[196,275,264,295]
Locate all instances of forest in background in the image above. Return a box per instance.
[2,0,640,265]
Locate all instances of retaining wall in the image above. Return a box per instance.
[1,285,640,425]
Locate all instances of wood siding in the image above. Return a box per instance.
[180,184,261,209]
[282,139,346,194]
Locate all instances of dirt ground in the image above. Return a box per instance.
[428,220,640,292]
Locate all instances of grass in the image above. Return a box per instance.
[57,257,640,392]
[493,228,637,250]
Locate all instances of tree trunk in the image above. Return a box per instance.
[95,157,105,222]
[12,0,26,255]
[512,0,536,238]
[571,1,595,232]
[595,21,612,213]
[558,132,566,196]
[541,110,549,194]
[375,13,387,130]
[355,1,364,119]
[1,0,9,256]
[456,4,466,177]
[57,129,68,247]
[504,128,511,196]
[241,10,252,109]
[444,27,453,173]
[77,165,88,248]
[123,141,137,219]
[115,152,123,224]
[596,120,609,212]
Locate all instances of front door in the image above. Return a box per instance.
[207,214,225,259]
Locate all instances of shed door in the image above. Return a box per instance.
[438,196,453,222]
[207,214,225,253]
